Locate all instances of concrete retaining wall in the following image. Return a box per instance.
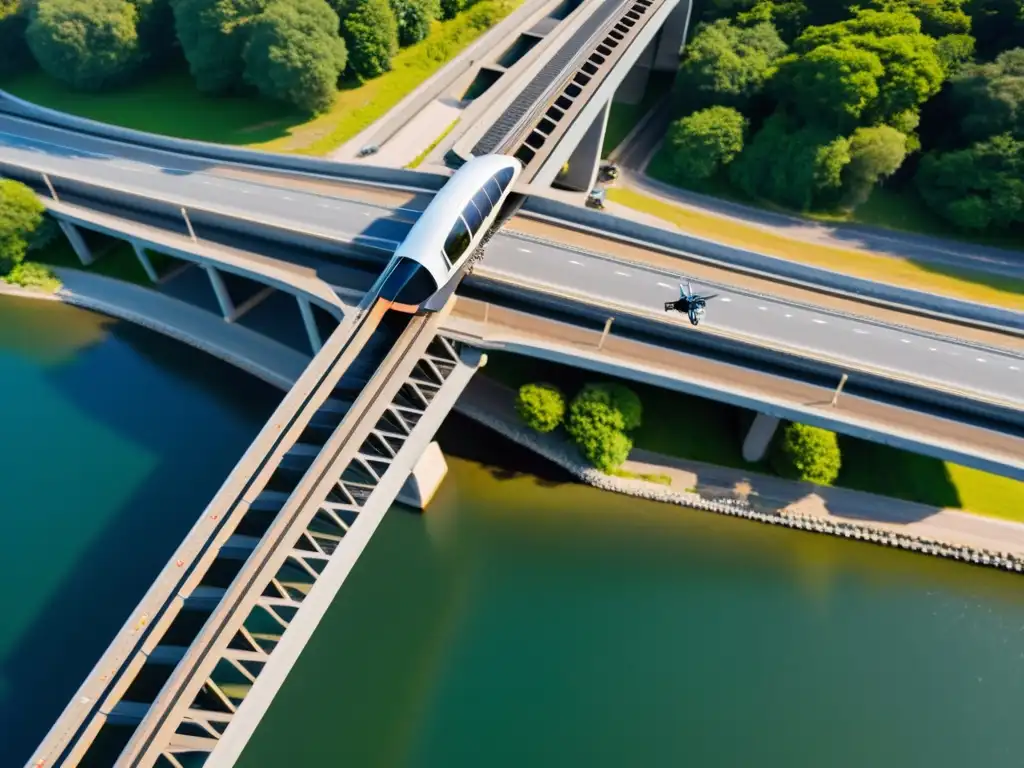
[520,196,1024,332]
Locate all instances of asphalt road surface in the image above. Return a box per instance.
[0,116,1020,407]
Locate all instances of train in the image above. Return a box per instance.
[377,154,522,311]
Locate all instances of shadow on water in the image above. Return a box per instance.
[0,313,279,764]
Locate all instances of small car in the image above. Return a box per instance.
[586,188,606,210]
[358,144,379,157]
[598,163,619,182]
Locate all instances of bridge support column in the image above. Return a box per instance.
[58,220,94,266]
[131,242,159,283]
[397,441,448,510]
[743,413,780,463]
[297,295,323,354]
[554,100,611,193]
[614,38,657,105]
[653,0,694,72]
[205,265,235,321]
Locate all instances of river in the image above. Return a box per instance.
[4,298,1024,767]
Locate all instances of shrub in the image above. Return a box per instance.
[601,382,642,431]
[343,0,398,79]
[575,424,633,473]
[770,422,842,484]
[0,178,47,274]
[3,261,61,291]
[515,382,566,433]
[565,383,641,472]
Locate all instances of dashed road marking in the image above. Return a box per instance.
[853,328,869,335]
[900,339,911,344]
[720,297,731,303]
[614,271,630,277]
[812,319,827,325]
[784,313,792,318]
[517,248,531,253]
[657,282,673,289]
[569,260,583,266]
[928,347,937,352]
[757,306,767,311]
[1010,366,1020,371]
[977,358,986,363]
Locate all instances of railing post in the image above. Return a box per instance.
[181,207,197,242]
[42,173,59,202]
[831,373,849,407]
[597,317,613,351]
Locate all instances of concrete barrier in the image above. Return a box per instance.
[520,195,1024,332]
[0,90,450,191]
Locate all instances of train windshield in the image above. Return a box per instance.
[378,257,438,307]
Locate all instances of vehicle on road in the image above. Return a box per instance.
[378,154,523,311]
[358,144,379,157]
[665,280,719,326]
[598,164,619,182]
[586,188,606,210]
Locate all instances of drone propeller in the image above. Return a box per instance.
[696,293,720,301]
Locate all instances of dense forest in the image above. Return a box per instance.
[0,0,485,115]
[665,0,1024,235]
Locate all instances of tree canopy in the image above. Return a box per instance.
[172,0,269,93]
[516,383,566,433]
[666,106,747,182]
[770,422,842,484]
[0,178,47,275]
[842,125,908,206]
[565,383,641,473]
[243,0,347,114]
[342,0,398,80]
[26,0,142,90]
[391,0,436,46]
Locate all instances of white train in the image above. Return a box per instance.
[377,154,522,311]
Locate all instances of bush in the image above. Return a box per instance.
[343,0,398,79]
[515,382,566,433]
[438,0,460,20]
[391,0,437,46]
[0,178,47,274]
[666,106,747,182]
[26,0,143,90]
[601,382,642,431]
[770,422,842,484]
[565,383,641,472]
[3,261,60,291]
[575,424,633,473]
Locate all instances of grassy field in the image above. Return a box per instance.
[484,351,1024,521]
[606,185,1024,311]
[0,0,520,155]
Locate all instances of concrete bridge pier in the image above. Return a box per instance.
[131,241,160,283]
[743,413,781,463]
[397,441,449,509]
[614,38,657,106]
[297,295,323,354]
[204,265,236,321]
[58,220,94,266]
[553,100,611,193]
[653,0,693,72]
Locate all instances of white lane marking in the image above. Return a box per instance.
[784,313,792,318]
[281,195,293,200]
[976,358,986,363]
[928,347,937,352]
[318,202,334,208]
[1011,366,1020,371]
[900,339,911,344]
[517,248,531,253]
[812,319,827,325]
[656,282,673,289]
[569,260,583,266]
[614,271,630,277]
[853,328,869,335]
[719,297,731,303]
[757,306,767,311]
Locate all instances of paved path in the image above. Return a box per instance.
[612,100,1024,281]
[0,269,311,389]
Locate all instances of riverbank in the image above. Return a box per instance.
[5,269,1023,572]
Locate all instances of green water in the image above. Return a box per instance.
[0,297,279,763]
[5,298,1024,767]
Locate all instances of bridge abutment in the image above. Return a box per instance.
[58,220,94,266]
[742,413,781,463]
[553,100,610,193]
[397,441,449,509]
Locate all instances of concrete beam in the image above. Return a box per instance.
[614,39,657,105]
[131,241,160,283]
[653,0,693,72]
[553,100,610,193]
[58,219,94,266]
[397,441,449,509]
[297,295,323,354]
[204,265,235,321]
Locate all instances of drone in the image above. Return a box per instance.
[664,280,719,326]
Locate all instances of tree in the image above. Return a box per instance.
[438,0,460,20]
[26,0,142,90]
[0,179,47,275]
[342,0,398,79]
[243,0,346,114]
[0,0,33,77]
[665,106,747,182]
[842,125,908,207]
[950,49,1024,143]
[134,0,176,64]
[515,383,566,433]
[564,384,640,472]
[729,112,851,209]
[868,0,971,37]
[172,0,268,93]
[934,33,975,76]
[601,382,643,431]
[391,0,436,46]
[575,426,633,473]
[674,19,787,111]
[915,133,1024,230]
[970,0,1024,60]
[774,44,883,131]
[770,422,841,484]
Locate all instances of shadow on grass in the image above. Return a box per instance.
[837,435,962,510]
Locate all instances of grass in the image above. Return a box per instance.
[605,185,1024,311]
[601,72,674,159]
[406,118,460,169]
[0,0,521,155]
[32,234,173,287]
[484,351,1024,521]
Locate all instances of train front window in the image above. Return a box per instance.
[378,257,437,306]
[444,217,472,263]
[462,200,484,234]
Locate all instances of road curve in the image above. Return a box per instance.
[0,116,1020,407]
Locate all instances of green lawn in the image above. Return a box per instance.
[33,236,172,287]
[0,0,521,155]
[601,72,674,159]
[485,351,1024,522]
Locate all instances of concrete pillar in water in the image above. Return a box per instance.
[58,220,94,266]
[397,442,449,510]
[555,100,611,193]
[205,265,235,321]
[296,295,323,354]
[742,413,781,463]
[131,241,159,283]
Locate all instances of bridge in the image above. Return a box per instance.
[2,5,1023,763]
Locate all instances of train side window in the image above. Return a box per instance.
[485,178,503,204]
[472,189,493,219]
[440,248,452,268]
[462,200,484,233]
[495,167,514,190]
[444,217,472,262]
